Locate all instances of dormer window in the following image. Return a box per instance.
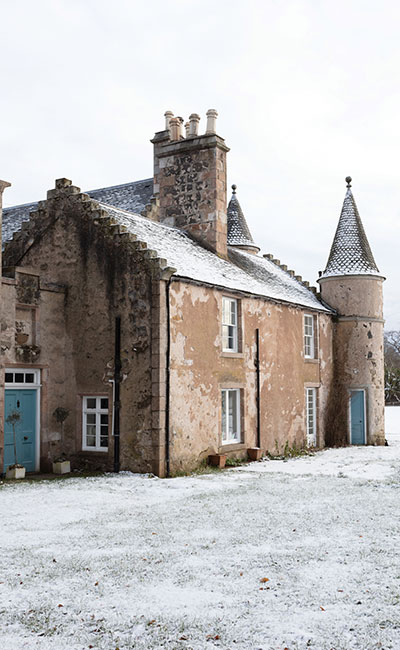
[222,297,238,352]
[304,314,315,358]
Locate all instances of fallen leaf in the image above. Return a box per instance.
[337,589,343,592]
[148,619,156,626]
[94,581,99,586]
[52,558,57,563]
[179,635,188,640]
[260,577,269,583]
[58,604,63,608]
[152,532,157,535]
[239,572,243,576]
[320,606,325,611]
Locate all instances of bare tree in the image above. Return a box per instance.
[385,331,400,404]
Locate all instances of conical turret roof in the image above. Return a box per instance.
[321,177,380,278]
[227,185,259,252]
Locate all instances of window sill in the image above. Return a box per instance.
[80,448,109,454]
[221,351,244,359]
[304,358,319,364]
[219,442,247,452]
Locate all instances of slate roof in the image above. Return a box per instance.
[2,178,153,246]
[321,181,380,278]
[101,203,330,312]
[227,185,259,251]
[2,177,328,311]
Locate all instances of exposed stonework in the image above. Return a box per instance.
[152,111,229,257]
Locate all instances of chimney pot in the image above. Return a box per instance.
[184,122,190,138]
[169,117,180,141]
[189,113,200,136]
[206,109,218,134]
[164,110,174,131]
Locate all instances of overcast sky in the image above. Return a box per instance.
[1,0,399,328]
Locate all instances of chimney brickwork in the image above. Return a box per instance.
[152,110,230,258]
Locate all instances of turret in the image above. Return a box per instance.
[318,177,385,446]
[227,185,260,255]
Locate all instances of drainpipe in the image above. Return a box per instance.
[114,316,121,473]
[255,329,261,448]
[165,278,172,477]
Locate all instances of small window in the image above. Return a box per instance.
[82,396,109,452]
[304,314,315,358]
[222,297,238,352]
[306,387,317,446]
[221,388,241,444]
[5,369,40,385]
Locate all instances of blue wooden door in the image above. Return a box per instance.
[4,390,36,472]
[350,390,366,445]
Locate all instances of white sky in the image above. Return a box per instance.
[1,0,399,328]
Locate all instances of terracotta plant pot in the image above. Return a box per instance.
[6,465,26,479]
[208,454,227,468]
[52,460,71,475]
[247,447,264,461]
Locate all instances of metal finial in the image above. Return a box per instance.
[232,184,237,193]
[345,176,352,188]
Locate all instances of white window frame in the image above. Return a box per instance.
[221,388,241,444]
[222,297,238,352]
[306,387,317,446]
[304,314,314,359]
[82,396,109,452]
[5,368,41,386]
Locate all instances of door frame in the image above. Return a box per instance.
[348,388,367,445]
[5,369,41,471]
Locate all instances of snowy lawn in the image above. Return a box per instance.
[1,411,400,650]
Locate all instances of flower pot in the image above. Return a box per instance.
[52,460,71,475]
[6,465,26,479]
[208,454,227,468]
[247,447,263,461]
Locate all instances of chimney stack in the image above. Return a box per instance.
[151,109,229,257]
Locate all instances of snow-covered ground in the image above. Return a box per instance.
[1,408,400,650]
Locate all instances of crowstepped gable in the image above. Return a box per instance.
[0,110,385,478]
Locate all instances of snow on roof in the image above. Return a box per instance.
[101,203,330,312]
[321,184,381,278]
[227,185,259,251]
[2,178,153,247]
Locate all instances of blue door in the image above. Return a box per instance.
[4,390,36,472]
[350,390,366,445]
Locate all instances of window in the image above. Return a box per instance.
[306,388,317,446]
[82,397,109,452]
[304,314,314,358]
[222,297,238,352]
[5,369,39,385]
[221,389,241,444]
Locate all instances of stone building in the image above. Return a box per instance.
[0,110,385,477]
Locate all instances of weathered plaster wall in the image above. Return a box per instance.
[320,276,385,445]
[168,280,333,473]
[2,183,165,474]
